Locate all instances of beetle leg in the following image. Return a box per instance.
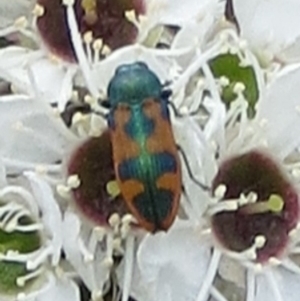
[180,185,199,221]
[91,108,108,119]
[225,0,240,33]
[177,145,211,191]
[167,100,182,117]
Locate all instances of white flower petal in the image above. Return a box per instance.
[117,253,152,301]
[148,0,221,27]
[279,36,300,63]
[0,94,76,173]
[116,233,155,301]
[92,45,177,94]
[137,220,211,301]
[36,276,80,301]
[28,57,77,110]
[0,158,7,188]
[25,171,63,265]
[255,266,300,301]
[62,210,110,295]
[62,211,97,289]
[274,266,300,301]
[171,18,216,68]
[0,0,32,29]
[173,116,216,218]
[233,0,300,60]
[255,64,300,158]
[0,46,75,108]
[0,46,35,93]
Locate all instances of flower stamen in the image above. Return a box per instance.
[67,174,81,189]
[92,39,103,63]
[87,227,105,256]
[195,248,221,301]
[62,0,99,97]
[268,256,281,266]
[224,235,266,261]
[78,237,94,262]
[108,213,121,229]
[91,290,103,301]
[208,191,258,215]
[83,31,94,64]
[102,232,113,268]
[57,175,82,199]
[27,247,53,270]
[56,184,71,199]
[0,203,43,233]
[239,194,284,215]
[32,4,45,17]
[9,221,43,233]
[16,266,44,287]
[281,258,300,275]
[125,10,140,29]
[101,44,111,56]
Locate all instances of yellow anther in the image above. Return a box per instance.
[267,194,284,213]
[125,10,138,24]
[233,82,246,94]
[106,181,120,199]
[67,174,81,189]
[214,184,227,198]
[101,44,111,56]
[81,0,96,12]
[254,235,266,248]
[81,0,98,24]
[240,193,284,215]
[93,39,103,50]
[83,31,93,44]
[14,16,28,28]
[84,94,96,105]
[32,4,45,17]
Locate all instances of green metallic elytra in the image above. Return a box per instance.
[107,62,162,106]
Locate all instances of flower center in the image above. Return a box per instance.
[211,150,299,263]
[67,130,129,225]
[209,53,259,118]
[36,0,145,61]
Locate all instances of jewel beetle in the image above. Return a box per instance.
[106,62,181,232]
